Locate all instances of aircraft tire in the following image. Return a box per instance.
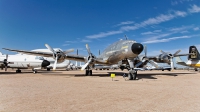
[47,68,51,71]
[85,70,89,76]
[133,73,137,80]
[89,70,92,76]
[33,70,37,74]
[16,69,21,73]
[128,73,133,80]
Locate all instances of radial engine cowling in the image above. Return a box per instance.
[53,50,66,63]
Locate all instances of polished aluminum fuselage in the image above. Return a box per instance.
[98,40,138,64]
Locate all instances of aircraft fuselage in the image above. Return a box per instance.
[98,40,143,64]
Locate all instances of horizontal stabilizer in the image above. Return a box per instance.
[175,57,187,66]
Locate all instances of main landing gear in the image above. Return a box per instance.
[16,69,21,73]
[85,66,92,76]
[127,70,137,80]
[32,69,37,74]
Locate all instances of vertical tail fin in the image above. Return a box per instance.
[0,52,2,55]
[188,46,200,60]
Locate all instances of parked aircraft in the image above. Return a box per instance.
[3,40,145,80]
[175,45,200,71]
[0,52,50,73]
[119,45,186,71]
[31,48,73,71]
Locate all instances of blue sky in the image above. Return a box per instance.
[0,0,200,64]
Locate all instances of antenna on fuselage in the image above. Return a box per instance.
[125,35,128,40]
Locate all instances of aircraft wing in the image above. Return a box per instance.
[3,48,53,57]
[3,48,107,64]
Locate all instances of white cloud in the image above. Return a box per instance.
[188,4,200,13]
[193,27,199,31]
[171,1,178,5]
[171,0,193,6]
[174,11,187,17]
[169,25,193,32]
[141,30,162,35]
[62,44,70,46]
[86,30,123,39]
[154,30,162,33]
[81,39,91,42]
[141,31,154,35]
[145,33,173,41]
[143,36,191,44]
[141,14,175,26]
[180,30,189,33]
[115,21,134,27]
[65,41,76,43]
[86,5,200,39]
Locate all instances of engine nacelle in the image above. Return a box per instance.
[154,54,170,64]
[53,50,66,63]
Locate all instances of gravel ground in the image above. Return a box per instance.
[0,69,200,112]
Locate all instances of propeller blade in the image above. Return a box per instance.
[6,54,8,60]
[144,45,147,57]
[45,44,56,54]
[77,49,78,55]
[81,59,91,71]
[135,61,143,68]
[170,58,174,71]
[5,54,8,71]
[160,50,167,54]
[86,44,91,55]
[53,56,58,70]
[173,50,181,56]
[148,60,159,68]
[63,49,74,54]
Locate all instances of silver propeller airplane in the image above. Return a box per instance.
[3,39,144,80]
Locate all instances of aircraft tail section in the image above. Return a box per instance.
[0,52,2,55]
[188,46,200,60]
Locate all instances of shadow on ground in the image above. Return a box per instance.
[73,72,195,80]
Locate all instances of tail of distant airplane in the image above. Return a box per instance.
[188,46,200,60]
[0,52,2,55]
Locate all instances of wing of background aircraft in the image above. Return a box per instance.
[175,56,188,66]
[3,44,109,70]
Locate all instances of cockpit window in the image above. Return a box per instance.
[35,56,45,60]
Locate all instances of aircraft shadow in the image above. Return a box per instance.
[73,72,195,80]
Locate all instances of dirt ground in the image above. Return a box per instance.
[0,69,200,112]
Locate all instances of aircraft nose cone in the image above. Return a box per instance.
[131,43,144,55]
[41,60,50,67]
